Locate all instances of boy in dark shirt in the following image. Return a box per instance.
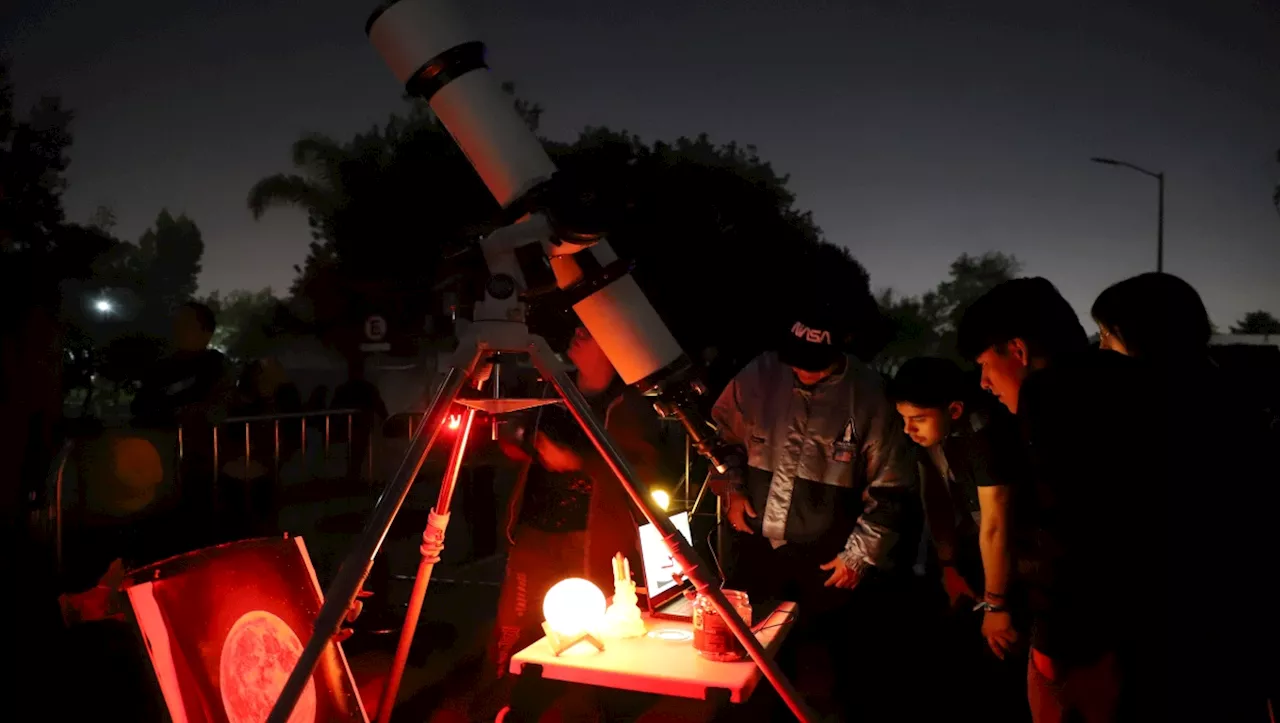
[892,356,1030,722]
[131,301,230,429]
[958,278,1159,723]
[131,301,231,554]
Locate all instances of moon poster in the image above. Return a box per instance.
[124,536,369,723]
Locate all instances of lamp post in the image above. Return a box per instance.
[1091,157,1166,273]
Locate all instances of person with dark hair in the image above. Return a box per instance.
[131,301,233,553]
[180,300,218,341]
[709,297,919,720]
[1091,272,1212,359]
[1092,272,1276,722]
[891,356,1030,722]
[891,360,1022,637]
[957,277,1158,723]
[131,302,229,429]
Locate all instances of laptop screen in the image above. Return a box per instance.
[638,511,694,599]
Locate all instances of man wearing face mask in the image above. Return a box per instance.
[709,298,919,721]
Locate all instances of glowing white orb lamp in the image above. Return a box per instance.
[542,577,607,655]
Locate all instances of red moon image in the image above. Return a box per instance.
[219,610,318,723]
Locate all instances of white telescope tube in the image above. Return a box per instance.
[367,0,685,385]
[367,0,555,206]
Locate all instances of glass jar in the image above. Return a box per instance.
[692,589,751,661]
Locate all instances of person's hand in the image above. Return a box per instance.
[496,438,532,464]
[59,558,128,626]
[471,362,494,389]
[819,556,864,590]
[982,609,1019,659]
[725,491,757,533]
[1031,648,1060,682]
[941,566,977,609]
[333,590,374,644]
[534,433,583,472]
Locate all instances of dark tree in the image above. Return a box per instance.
[1230,310,1280,335]
[134,209,205,327]
[85,208,207,348]
[87,205,117,235]
[546,128,879,370]
[250,91,878,378]
[249,103,494,355]
[0,61,116,525]
[202,287,287,362]
[875,289,936,374]
[874,251,1022,369]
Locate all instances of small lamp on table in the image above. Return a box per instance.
[542,577,607,656]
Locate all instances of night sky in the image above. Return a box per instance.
[7,0,1280,329]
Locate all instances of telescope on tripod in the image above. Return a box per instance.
[265,1,816,721]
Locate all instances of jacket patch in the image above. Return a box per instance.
[832,417,856,463]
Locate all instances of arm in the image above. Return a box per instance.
[918,455,961,565]
[978,482,1020,658]
[977,484,1012,598]
[841,378,917,570]
[920,453,979,606]
[602,392,666,486]
[707,375,749,497]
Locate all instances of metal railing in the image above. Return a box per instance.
[198,408,372,486]
[44,406,716,576]
[47,408,372,575]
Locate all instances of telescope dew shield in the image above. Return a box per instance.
[550,244,685,386]
[367,0,555,207]
[367,0,686,386]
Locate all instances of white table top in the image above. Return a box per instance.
[508,601,797,703]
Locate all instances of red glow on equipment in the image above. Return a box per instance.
[376,406,478,723]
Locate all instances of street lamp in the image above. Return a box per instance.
[1090,157,1166,273]
[94,298,114,315]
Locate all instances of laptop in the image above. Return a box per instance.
[636,511,782,626]
[637,511,697,620]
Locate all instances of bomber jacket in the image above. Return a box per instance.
[709,352,917,571]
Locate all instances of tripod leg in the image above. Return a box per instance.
[267,358,479,723]
[530,344,818,723]
[377,407,478,723]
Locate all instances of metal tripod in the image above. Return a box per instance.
[266,317,817,723]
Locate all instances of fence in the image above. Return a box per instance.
[46,408,368,575]
[198,407,375,487]
[42,406,714,579]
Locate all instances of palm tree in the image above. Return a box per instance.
[247,133,352,242]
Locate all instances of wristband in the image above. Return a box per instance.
[973,601,1008,613]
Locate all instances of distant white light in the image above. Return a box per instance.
[94,299,113,314]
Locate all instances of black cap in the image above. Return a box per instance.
[776,303,846,372]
